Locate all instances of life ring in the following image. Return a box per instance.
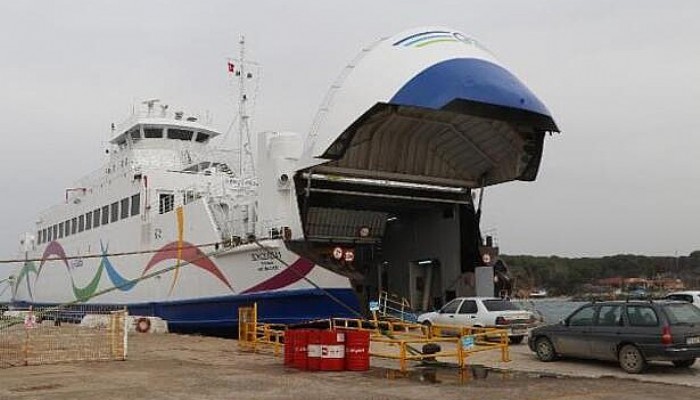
[135,317,151,333]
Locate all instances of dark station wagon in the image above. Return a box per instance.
[528,300,700,373]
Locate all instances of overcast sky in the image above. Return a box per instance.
[1,0,699,277]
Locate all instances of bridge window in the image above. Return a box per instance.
[78,215,85,232]
[167,129,194,141]
[85,212,92,230]
[129,128,141,141]
[144,128,163,139]
[195,132,210,143]
[58,222,64,238]
[52,225,57,240]
[71,218,77,235]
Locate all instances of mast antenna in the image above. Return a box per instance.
[229,35,259,181]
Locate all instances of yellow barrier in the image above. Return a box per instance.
[331,318,510,372]
[1,307,128,368]
[370,325,510,372]
[238,307,510,371]
[237,304,284,357]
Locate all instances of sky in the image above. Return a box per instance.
[1,0,699,277]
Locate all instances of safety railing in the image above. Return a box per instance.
[376,291,418,323]
[331,318,428,338]
[1,306,128,368]
[370,325,510,372]
[238,305,510,372]
[238,304,284,356]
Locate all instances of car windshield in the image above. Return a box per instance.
[483,299,519,311]
[662,303,700,325]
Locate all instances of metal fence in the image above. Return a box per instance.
[0,305,128,367]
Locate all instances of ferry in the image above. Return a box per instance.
[10,27,558,331]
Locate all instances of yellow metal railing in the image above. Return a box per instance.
[370,325,510,372]
[1,307,128,368]
[237,304,284,356]
[237,305,510,371]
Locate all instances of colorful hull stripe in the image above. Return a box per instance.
[14,240,316,303]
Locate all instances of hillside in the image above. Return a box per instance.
[501,251,700,297]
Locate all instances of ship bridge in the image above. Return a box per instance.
[109,101,221,150]
[288,27,559,312]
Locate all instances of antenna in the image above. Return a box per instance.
[142,99,160,117]
[159,104,169,117]
[230,35,258,181]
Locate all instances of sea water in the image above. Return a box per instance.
[514,298,587,324]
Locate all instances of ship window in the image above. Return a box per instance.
[183,190,197,205]
[131,193,140,216]
[65,220,71,236]
[59,222,64,238]
[85,212,92,230]
[167,129,193,141]
[101,205,109,225]
[129,129,141,141]
[93,209,101,228]
[41,229,47,243]
[37,231,41,244]
[159,193,174,214]
[71,218,77,235]
[47,228,51,242]
[52,225,57,240]
[120,198,129,219]
[110,202,119,223]
[78,215,85,232]
[144,128,163,139]
[195,132,209,143]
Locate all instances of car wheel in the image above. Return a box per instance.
[534,337,557,362]
[672,359,695,368]
[618,344,647,374]
[509,335,525,345]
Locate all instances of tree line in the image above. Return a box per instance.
[500,251,700,296]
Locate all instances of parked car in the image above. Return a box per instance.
[417,297,538,344]
[664,291,700,310]
[528,300,700,373]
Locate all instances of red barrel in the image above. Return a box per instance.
[292,330,309,370]
[307,330,322,371]
[345,330,370,371]
[284,329,295,366]
[320,330,345,371]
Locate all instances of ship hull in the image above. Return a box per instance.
[13,287,359,332]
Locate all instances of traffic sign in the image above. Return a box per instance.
[332,247,344,260]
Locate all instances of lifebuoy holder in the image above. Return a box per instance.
[136,317,151,333]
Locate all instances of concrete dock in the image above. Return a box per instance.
[0,333,698,400]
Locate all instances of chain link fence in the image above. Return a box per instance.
[1,305,127,367]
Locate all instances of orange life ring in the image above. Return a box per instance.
[136,317,151,333]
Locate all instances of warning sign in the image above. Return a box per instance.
[344,250,355,262]
[332,247,344,260]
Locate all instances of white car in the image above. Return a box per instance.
[664,291,700,309]
[417,297,538,344]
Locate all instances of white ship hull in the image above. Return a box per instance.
[13,198,357,330]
